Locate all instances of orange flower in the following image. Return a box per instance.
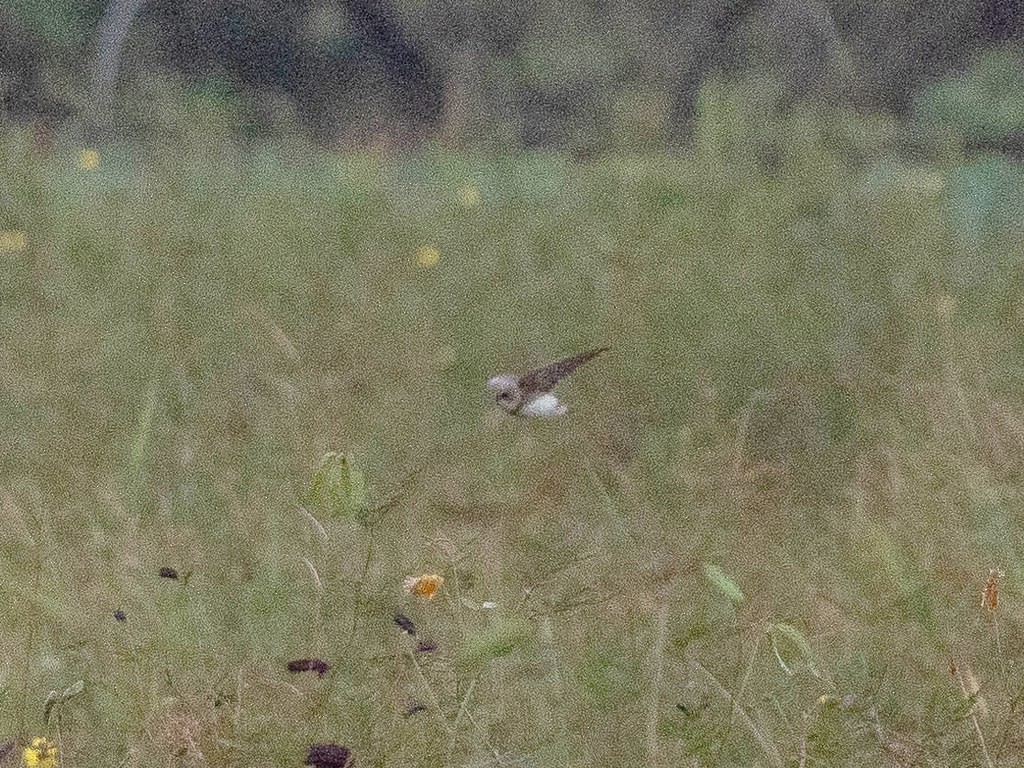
[403,574,444,599]
[982,568,1003,612]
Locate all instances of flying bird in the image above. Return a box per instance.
[487,347,608,417]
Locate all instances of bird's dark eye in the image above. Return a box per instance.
[498,391,512,402]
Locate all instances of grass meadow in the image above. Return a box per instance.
[3,90,1024,766]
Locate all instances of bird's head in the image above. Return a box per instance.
[486,374,522,412]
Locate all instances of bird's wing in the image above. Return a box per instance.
[518,347,608,395]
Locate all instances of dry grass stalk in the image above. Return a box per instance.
[952,661,994,768]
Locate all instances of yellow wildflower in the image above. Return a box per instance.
[415,245,440,268]
[0,230,27,253]
[404,574,444,599]
[22,737,57,768]
[457,185,481,209]
[77,149,100,171]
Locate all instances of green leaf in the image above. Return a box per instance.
[41,678,84,724]
[306,452,367,520]
[767,622,820,678]
[43,690,60,723]
[703,563,744,604]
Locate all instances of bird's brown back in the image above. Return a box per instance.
[518,347,609,396]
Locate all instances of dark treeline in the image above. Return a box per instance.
[1,0,1022,149]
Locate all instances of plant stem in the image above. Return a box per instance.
[646,596,670,767]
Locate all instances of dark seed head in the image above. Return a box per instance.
[114,609,127,622]
[305,743,352,768]
[159,567,179,580]
[393,613,416,635]
[403,702,427,718]
[415,639,437,653]
[287,658,330,678]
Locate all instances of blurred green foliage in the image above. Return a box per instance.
[6,0,105,42]
[456,618,533,669]
[915,46,1024,144]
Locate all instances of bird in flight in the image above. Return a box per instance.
[487,347,608,417]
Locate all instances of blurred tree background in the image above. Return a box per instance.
[1,0,1023,152]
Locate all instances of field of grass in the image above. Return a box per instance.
[3,93,1024,766]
